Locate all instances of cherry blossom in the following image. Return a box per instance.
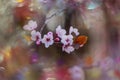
[31,30,41,45]
[69,66,85,80]
[42,32,54,48]
[61,34,74,53]
[61,35,73,45]
[23,20,37,31]
[23,20,87,53]
[69,26,79,36]
[62,45,74,54]
[56,25,66,38]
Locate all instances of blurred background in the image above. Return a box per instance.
[0,0,120,80]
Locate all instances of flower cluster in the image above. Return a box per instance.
[23,20,87,54]
[55,25,79,53]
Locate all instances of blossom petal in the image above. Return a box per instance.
[23,20,37,31]
[61,35,73,45]
[62,45,74,54]
[56,25,66,38]
[69,26,79,36]
[31,30,41,44]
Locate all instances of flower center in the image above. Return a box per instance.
[64,44,70,48]
[66,39,69,42]
[46,38,50,42]
[54,37,60,42]
[36,35,39,41]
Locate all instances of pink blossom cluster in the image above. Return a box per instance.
[23,20,80,54]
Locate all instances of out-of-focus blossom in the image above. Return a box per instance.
[115,56,120,72]
[84,56,93,67]
[99,57,114,71]
[38,0,54,11]
[30,53,39,63]
[62,45,74,54]
[69,66,85,80]
[56,25,66,38]
[69,26,79,36]
[39,0,48,4]
[42,32,54,48]
[23,20,37,31]
[31,30,41,45]
[61,35,73,45]
[56,64,71,80]
[116,56,120,63]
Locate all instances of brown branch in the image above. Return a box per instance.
[40,8,66,33]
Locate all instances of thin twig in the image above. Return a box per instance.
[40,8,66,33]
[40,23,46,33]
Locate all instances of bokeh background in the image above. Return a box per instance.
[0,0,120,80]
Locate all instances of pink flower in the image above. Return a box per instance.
[61,35,73,45]
[42,32,54,48]
[61,35,74,53]
[69,66,85,80]
[23,20,37,31]
[69,26,79,36]
[31,30,41,45]
[62,45,74,54]
[56,25,66,38]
